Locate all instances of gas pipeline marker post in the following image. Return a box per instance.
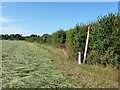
[83,26,90,64]
[78,52,81,64]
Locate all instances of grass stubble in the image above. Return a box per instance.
[2,40,118,88]
[2,40,75,88]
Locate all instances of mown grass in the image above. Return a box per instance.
[2,40,76,88]
[2,40,118,88]
[35,42,118,88]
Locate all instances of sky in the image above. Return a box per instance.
[1,2,118,36]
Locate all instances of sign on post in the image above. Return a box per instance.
[83,26,90,64]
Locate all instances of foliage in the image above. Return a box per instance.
[0,34,25,40]
[65,13,120,69]
[66,23,88,56]
[88,13,120,68]
[51,30,66,46]
[41,34,52,43]
[2,13,119,69]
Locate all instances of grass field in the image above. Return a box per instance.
[2,40,118,88]
[2,40,76,88]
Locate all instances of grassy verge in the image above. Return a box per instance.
[35,42,118,88]
[2,40,118,88]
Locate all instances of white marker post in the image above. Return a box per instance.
[78,52,81,64]
[83,26,90,64]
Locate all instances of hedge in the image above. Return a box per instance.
[1,13,119,69]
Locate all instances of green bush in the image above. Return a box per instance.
[66,13,119,69]
[51,30,66,46]
[16,13,120,69]
[66,24,88,56]
[90,13,120,54]
[88,13,120,68]
[40,34,52,43]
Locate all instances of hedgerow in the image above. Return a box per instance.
[51,30,66,46]
[1,13,119,69]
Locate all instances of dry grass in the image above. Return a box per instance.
[3,40,118,88]
[2,40,76,88]
[36,42,118,88]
